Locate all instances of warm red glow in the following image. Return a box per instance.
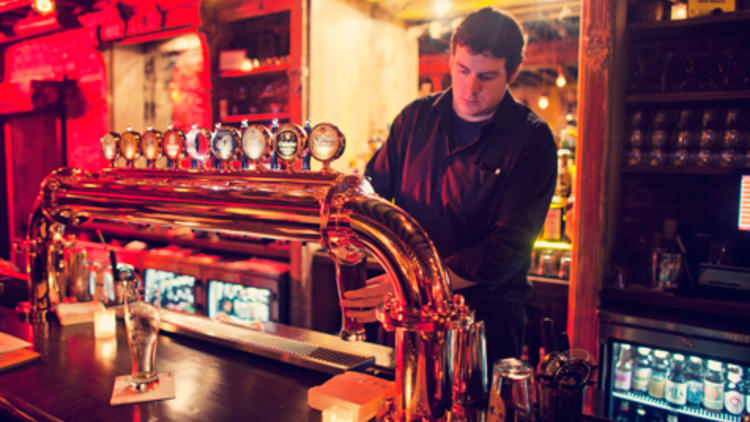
[31,0,55,15]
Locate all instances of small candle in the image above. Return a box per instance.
[94,308,117,338]
[322,405,353,422]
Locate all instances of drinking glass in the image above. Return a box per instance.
[124,285,161,392]
[334,261,367,341]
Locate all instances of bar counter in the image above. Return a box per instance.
[0,306,332,421]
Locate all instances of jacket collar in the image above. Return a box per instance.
[433,87,524,131]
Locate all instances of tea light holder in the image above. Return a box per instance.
[322,405,353,422]
[94,308,117,338]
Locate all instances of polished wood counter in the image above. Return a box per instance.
[0,306,331,422]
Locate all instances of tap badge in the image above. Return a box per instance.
[309,123,345,164]
[120,130,141,161]
[186,126,211,162]
[241,125,272,162]
[141,129,163,161]
[211,126,239,161]
[273,123,306,162]
[100,132,120,161]
[163,128,185,161]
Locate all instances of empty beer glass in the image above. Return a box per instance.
[124,284,161,392]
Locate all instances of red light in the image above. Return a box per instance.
[32,0,55,15]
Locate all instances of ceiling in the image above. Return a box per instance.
[364,0,580,23]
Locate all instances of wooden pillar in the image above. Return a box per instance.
[569,0,618,363]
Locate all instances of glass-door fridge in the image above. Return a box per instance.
[597,310,750,422]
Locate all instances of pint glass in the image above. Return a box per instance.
[334,261,367,341]
[124,285,161,392]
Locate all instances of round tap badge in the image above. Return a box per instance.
[141,129,163,161]
[309,123,345,164]
[211,126,239,161]
[241,124,272,162]
[120,130,142,162]
[273,123,306,163]
[185,126,211,162]
[100,132,120,161]
[162,128,185,161]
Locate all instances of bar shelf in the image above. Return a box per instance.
[621,166,737,175]
[625,90,750,104]
[628,10,750,40]
[612,390,741,422]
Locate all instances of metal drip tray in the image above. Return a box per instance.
[158,311,379,374]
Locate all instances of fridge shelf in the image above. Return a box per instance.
[612,390,741,422]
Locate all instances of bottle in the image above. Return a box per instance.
[633,347,654,394]
[542,149,572,242]
[542,197,565,241]
[614,344,633,391]
[741,367,750,418]
[634,405,648,422]
[685,356,704,406]
[649,350,669,399]
[651,409,666,422]
[703,359,725,411]
[665,353,688,407]
[556,148,573,199]
[560,112,577,152]
[615,399,631,422]
[725,364,744,415]
[557,148,575,243]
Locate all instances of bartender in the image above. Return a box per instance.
[341,7,557,365]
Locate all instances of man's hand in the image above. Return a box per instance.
[340,273,394,323]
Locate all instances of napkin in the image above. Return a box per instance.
[110,372,175,405]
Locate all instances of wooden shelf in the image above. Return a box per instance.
[622,165,738,175]
[528,274,569,286]
[219,63,288,78]
[629,10,750,40]
[221,112,290,124]
[625,90,750,104]
[601,285,750,321]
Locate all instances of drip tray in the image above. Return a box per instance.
[158,311,383,374]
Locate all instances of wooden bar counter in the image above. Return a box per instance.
[0,306,333,422]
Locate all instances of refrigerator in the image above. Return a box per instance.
[597,310,750,422]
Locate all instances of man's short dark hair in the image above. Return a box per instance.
[450,7,526,76]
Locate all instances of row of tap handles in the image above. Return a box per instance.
[100,119,346,171]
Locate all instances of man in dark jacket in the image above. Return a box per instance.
[342,7,557,365]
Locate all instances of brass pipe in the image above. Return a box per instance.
[27,166,476,420]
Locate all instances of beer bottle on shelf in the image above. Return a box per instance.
[634,405,647,422]
[614,344,633,391]
[703,359,725,411]
[741,367,750,419]
[633,347,654,394]
[615,399,631,422]
[651,409,666,422]
[725,364,744,415]
[649,350,669,400]
[685,356,704,407]
[665,353,688,407]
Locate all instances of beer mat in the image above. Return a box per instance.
[0,332,31,354]
[110,372,175,406]
[0,348,40,372]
